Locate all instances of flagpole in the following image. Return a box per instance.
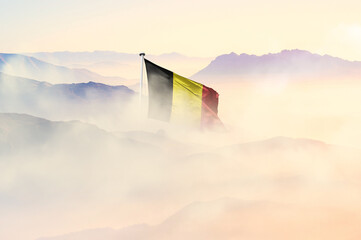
[139,52,145,114]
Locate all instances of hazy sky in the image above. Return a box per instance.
[1,0,361,59]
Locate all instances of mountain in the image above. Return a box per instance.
[0,113,117,155]
[25,51,213,80]
[0,72,134,121]
[0,53,126,85]
[26,51,137,66]
[0,113,164,156]
[192,49,361,81]
[37,197,361,240]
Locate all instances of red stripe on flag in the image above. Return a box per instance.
[201,85,222,128]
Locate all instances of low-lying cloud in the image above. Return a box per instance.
[1,52,361,240]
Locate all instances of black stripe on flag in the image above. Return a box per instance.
[144,59,173,122]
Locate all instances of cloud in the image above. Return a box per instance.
[2,50,361,240]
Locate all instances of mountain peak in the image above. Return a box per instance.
[279,49,311,55]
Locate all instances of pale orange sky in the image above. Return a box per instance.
[1,0,361,60]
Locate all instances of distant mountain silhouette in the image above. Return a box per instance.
[192,49,361,81]
[26,51,213,79]
[38,196,361,240]
[0,72,134,119]
[26,51,138,66]
[0,113,113,155]
[0,53,126,85]
[0,72,133,99]
[26,51,210,67]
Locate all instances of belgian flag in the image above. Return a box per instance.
[144,59,222,128]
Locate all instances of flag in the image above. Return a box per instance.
[144,59,221,128]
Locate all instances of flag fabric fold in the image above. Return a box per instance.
[144,59,222,128]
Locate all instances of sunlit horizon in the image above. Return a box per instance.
[1,0,361,60]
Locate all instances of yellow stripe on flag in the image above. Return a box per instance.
[171,73,203,126]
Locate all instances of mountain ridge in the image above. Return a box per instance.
[192,49,361,81]
[0,72,134,121]
[24,51,213,79]
[0,53,126,85]
[0,72,133,99]
[37,195,361,240]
